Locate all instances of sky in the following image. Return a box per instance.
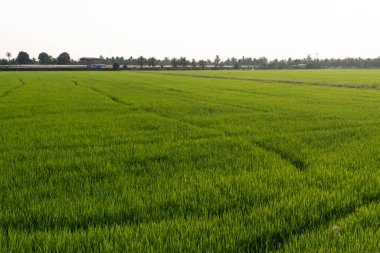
[1,0,380,60]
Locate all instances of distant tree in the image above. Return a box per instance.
[50,57,57,64]
[127,56,136,65]
[147,57,157,67]
[231,57,240,69]
[258,57,268,69]
[191,59,197,68]
[162,57,170,66]
[233,62,240,69]
[38,52,50,64]
[116,56,124,64]
[16,51,30,64]
[170,58,178,68]
[179,57,188,69]
[306,54,312,63]
[57,52,71,65]
[268,59,279,69]
[137,56,146,68]
[6,52,11,62]
[122,64,128,69]
[0,59,8,65]
[198,60,207,69]
[214,55,221,67]
[112,62,120,70]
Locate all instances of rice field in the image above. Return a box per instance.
[0,70,379,252]
[162,69,380,89]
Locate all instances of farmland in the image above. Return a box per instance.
[161,69,380,89]
[0,70,379,252]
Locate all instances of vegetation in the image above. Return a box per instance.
[170,57,178,68]
[137,56,146,69]
[112,62,120,70]
[6,52,11,62]
[38,52,51,64]
[147,57,157,68]
[163,69,380,89]
[57,52,71,65]
[0,70,379,252]
[214,55,221,67]
[198,60,207,69]
[3,51,380,69]
[16,51,30,64]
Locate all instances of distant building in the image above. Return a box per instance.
[292,64,307,69]
[80,57,105,69]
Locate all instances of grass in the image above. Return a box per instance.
[0,70,379,252]
[162,69,380,89]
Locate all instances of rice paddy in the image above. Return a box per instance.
[0,70,379,252]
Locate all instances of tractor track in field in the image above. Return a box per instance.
[71,80,206,131]
[72,80,308,173]
[252,140,307,171]
[152,73,380,90]
[110,79,257,113]
[1,189,378,249]
[239,192,380,252]
[0,79,26,98]
[72,80,133,106]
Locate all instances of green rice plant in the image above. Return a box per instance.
[0,70,379,252]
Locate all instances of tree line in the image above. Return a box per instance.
[2,51,380,69]
[1,51,73,65]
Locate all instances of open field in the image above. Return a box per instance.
[0,70,379,252]
[162,69,380,89]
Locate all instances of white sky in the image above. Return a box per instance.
[1,0,379,60]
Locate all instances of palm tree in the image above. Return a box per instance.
[198,60,207,69]
[170,58,178,68]
[6,52,11,63]
[214,55,221,67]
[191,59,197,69]
[179,57,188,69]
[147,57,157,68]
[137,56,146,69]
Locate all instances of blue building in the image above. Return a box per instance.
[80,57,105,69]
